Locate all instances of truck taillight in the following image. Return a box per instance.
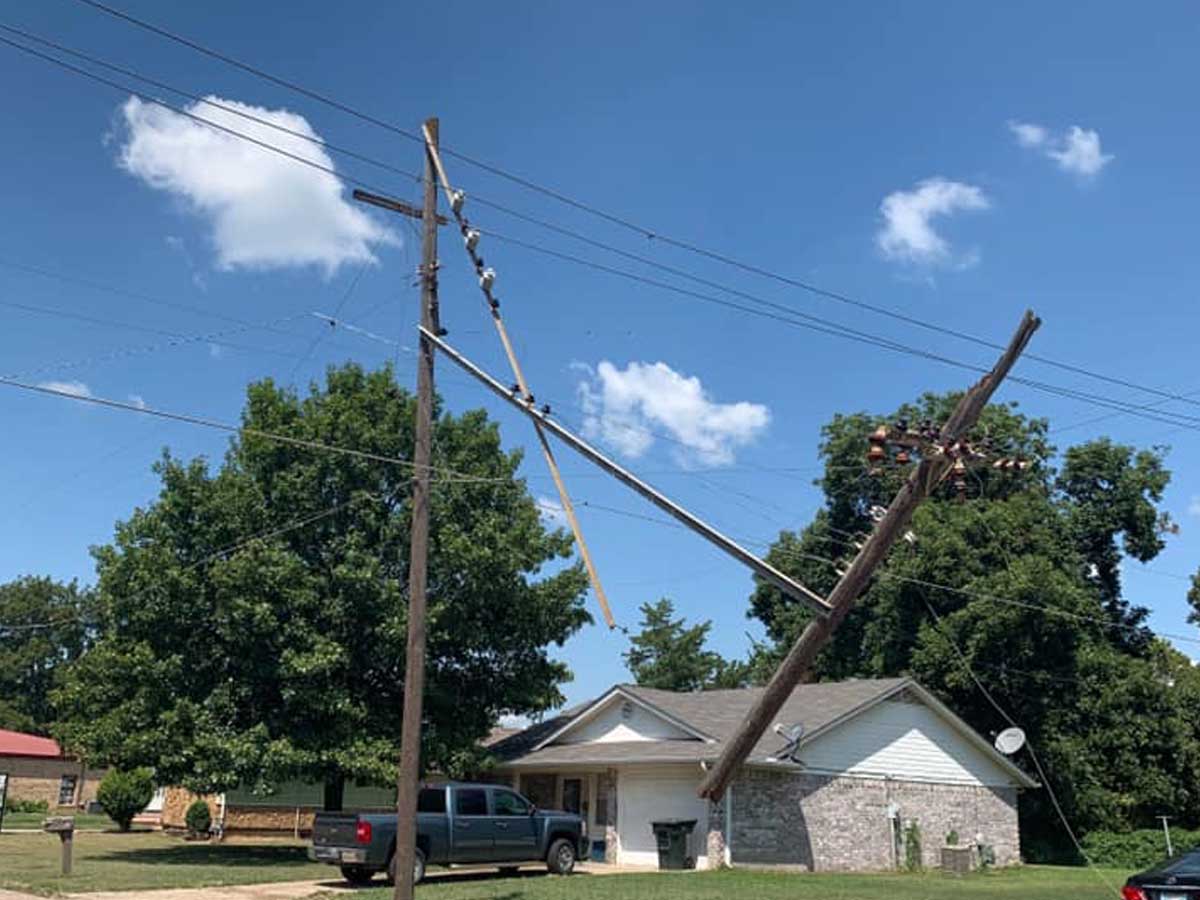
[355,821,372,844]
[1120,887,1147,900]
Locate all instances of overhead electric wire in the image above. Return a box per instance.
[64,0,1200,419]
[9,24,1200,438]
[0,375,515,484]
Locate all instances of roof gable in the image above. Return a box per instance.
[530,686,712,751]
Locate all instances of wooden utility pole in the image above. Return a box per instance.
[392,116,440,900]
[697,309,1041,801]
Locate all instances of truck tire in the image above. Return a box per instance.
[546,838,577,876]
[340,866,375,885]
[387,847,427,886]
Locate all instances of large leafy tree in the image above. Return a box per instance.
[0,577,95,734]
[54,364,589,806]
[747,392,1190,856]
[623,598,748,692]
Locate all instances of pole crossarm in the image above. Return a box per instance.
[696,309,1041,801]
[420,124,616,629]
[421,327,833,618]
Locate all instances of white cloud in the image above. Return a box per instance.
[38,380,93,399]
[209,343,225,359]
[1188,496,1200,517]
[1047,126,1114,177]
[876,178,990,267]
[577,360,770,467]
[1009,121,1114,178]
[536,496,569,528]
[128,394,148,410]
[116,96,398,273]
[1008,120,1048,148]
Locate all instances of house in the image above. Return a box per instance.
[161,781,395,835]
[0,728,105,812]
[485,677,1037,871]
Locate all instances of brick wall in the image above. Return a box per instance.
[0,756,104,810]
[728,769,1020,871]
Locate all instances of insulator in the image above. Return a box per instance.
[465,228,481,253]
[895,449,910,465]
[870,425,889,443]
[541,404,551,415]
[510,383,521,395]
[450,190,465,215]
[896,418,909,433]
[867,445,886,464]
[479,268,496,292]
[952,458,967,476]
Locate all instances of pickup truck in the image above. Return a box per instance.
[309,782,589,885]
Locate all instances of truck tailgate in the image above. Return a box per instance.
[312,813,358,847]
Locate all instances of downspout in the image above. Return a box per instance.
[724,784,733,867]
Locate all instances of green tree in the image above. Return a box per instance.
[746,392,1190,856]
[54,364,590,808]
[96,768,154,832]
[0,577,95,734]
[624,598,748,691]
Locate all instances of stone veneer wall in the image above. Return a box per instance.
[0,756,105,809]
[603,769,619,864]
[728,769,1020,871]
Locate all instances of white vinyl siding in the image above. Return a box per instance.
[557,698,694,744]
[796,698,1018,787]
[616,767,710,869]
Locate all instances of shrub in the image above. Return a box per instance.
[904,820,923,872]
[7,798,50,814]
[1082,828,1200,870]
[946,829,959,846]
[96,768,154,832]
[185,799,212,837]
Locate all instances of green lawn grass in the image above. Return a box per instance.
[0,830,334,895]
[339,865,1129,900]
[1,812,126,831]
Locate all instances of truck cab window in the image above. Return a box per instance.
[455,788,487,817]
[417,788,446,814]
[493,790,531,817]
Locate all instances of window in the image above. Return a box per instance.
[493,790,531,817]
[57,775,78,807]
[417,788,446,814]
[455,788,487,817]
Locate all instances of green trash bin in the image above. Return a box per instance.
[650,818,697,870]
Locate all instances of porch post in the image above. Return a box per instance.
[603,768,619,865]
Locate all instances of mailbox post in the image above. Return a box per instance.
[43,816,75,875]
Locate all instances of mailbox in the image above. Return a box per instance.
[43,816,75,875]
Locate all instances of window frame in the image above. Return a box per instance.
[453,787,488,818]
[491,788,531,817]
[57,774,78,807]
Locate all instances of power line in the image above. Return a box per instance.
[0,375,516,484]
[10,26,1200,437]
[63,0,1200,418]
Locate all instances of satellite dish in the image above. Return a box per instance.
[994,727,1026,756]
[773,722,804,743]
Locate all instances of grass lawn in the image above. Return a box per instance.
[339,865,1129,900]
[1,812,126,831]
[0,830,333,895]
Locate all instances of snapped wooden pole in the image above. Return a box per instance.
[392,117,441,900]
[695,309,1041,801]
[420,124,616,629]
[421,327,832,617]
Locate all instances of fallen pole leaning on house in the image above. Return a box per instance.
[695,308,1041,801]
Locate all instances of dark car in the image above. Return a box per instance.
[1124,848,1200,899]
[310,782,588,885]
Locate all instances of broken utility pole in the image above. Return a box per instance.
[419,127,617,629]
[696,308,1041,801]
[419,326,832,618]
[392,117,440,900]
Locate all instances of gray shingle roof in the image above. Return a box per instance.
[488,677,909,766]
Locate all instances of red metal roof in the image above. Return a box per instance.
[0,728,64,758]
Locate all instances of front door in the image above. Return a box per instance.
[562,778,583,817]
[490,788,538,861]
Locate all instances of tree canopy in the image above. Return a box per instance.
[0,576,94,734]
[746,392,1193,859]
[623,598,748,691]
[53,364,590,804]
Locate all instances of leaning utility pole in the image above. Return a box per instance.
[697,309,1041,801]
[393,117,440,900]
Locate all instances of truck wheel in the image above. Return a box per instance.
[340,866,375,885]
[547,838,577,875]
[388,848,427,886]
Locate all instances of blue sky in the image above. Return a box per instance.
[2,1,1199,711]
